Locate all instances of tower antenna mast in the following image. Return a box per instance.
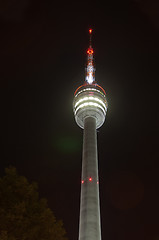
[89,28,92,46]
[86,29,95,84]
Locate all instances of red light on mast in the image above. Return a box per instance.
[89,177,92,182]
[81,180,84,184]
[89,29,92,34]
[87,49,93,54]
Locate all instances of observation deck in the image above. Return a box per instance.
[73,83,108,129]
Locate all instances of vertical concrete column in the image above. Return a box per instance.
[78,116,101,240]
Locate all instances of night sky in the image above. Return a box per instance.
[2,0,159,239]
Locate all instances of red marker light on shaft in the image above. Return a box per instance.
[89,177,92,182]
[89,29,92,34]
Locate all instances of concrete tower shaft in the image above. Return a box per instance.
[79,116,101,240]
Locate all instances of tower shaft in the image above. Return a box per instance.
[79,116,101,240]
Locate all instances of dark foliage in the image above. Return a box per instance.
[0,167,67,240]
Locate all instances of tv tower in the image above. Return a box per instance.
[73,29,108,240]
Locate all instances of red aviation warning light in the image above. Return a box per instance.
[89,29,92,34]
[87,49,94,54]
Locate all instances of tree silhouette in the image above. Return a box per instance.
[0,167,67,240]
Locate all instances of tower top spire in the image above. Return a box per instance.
[85,29,95,84]
[89,28,93,47]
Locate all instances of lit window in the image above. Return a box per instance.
[74,102,106,115]
[74,96,106,109]
[75,88,106,98]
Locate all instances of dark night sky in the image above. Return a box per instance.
[2,0,159,239]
